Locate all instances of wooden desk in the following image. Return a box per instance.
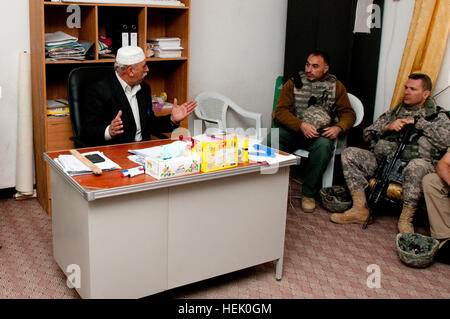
[45,140,298,299]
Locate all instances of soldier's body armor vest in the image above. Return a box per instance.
[293,72,337,129]
[374,99,444,162]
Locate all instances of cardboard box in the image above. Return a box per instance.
[145,153,201,179]
[191,135,239,173]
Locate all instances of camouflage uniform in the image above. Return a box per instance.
[342,99,450,208]
[268,72,356,197]
[293,72,337,129]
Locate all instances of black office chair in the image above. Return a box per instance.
[68,66,114,148]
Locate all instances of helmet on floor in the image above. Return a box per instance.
[319,185,352,213]
[396,233,440,268]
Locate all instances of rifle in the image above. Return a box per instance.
[363,121,420,229]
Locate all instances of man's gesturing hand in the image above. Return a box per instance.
[109,110,124,137]
[385,117,415,132]
[170,98,198,124]
[300,122,319,139]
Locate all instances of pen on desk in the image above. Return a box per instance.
[254,144,276,156]
[121,166,145,177]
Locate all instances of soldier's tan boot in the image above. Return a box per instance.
[330,189,370,224]
[302,196,316,213]
[398,205,416,233]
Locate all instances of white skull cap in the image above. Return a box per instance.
[116,46,145,65]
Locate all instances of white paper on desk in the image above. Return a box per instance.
[247,143,297,166]
[128,146,162,158]
[55,151,121,176]
[248,153,297,166]
[128,141,188,159]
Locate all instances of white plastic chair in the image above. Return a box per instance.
[194,92,263,140]
[294,93,364,187]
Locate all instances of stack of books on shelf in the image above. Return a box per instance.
[148,38,183,58]
[45,31,93,61]
[47,99,70,117]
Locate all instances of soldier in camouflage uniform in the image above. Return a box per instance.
[267,50,356,213]
[330,73,450,234]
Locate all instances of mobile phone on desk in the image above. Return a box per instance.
[85,154,106,164]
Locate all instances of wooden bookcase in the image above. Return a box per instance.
[29,0,191,215]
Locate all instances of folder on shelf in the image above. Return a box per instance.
[122,32,130,47]
[130,24,138,46]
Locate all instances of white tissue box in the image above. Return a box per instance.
[145,153,201,179]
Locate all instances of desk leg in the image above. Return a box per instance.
[276,257,283,281]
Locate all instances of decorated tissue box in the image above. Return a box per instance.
[191,134,239,173]
[145,153,201,179]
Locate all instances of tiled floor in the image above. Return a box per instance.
[0,176,449,299]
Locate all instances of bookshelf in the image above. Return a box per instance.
[29,0,191,215]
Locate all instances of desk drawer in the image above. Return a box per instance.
[47,116,74,151]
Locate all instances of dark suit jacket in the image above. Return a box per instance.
[81,71,176,146]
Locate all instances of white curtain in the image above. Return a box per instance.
[373,0,414,120]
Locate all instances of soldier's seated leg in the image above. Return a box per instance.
[330,147,377,224]
[399,158,435,233]
[301,137,335,213]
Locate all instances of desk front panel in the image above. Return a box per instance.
[167,167,290,289]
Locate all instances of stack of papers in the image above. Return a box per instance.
[128,145,164,159]
[45,31,93,61]
[148,38,183,58]
[47,99,69,117]
[45,31,77,46]
[247,142,298,166]
[55,151,121,176]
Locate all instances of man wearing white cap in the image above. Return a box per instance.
[81,46,197,146]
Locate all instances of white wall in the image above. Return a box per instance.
[189,0,288,131]
[0,0,30,189]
